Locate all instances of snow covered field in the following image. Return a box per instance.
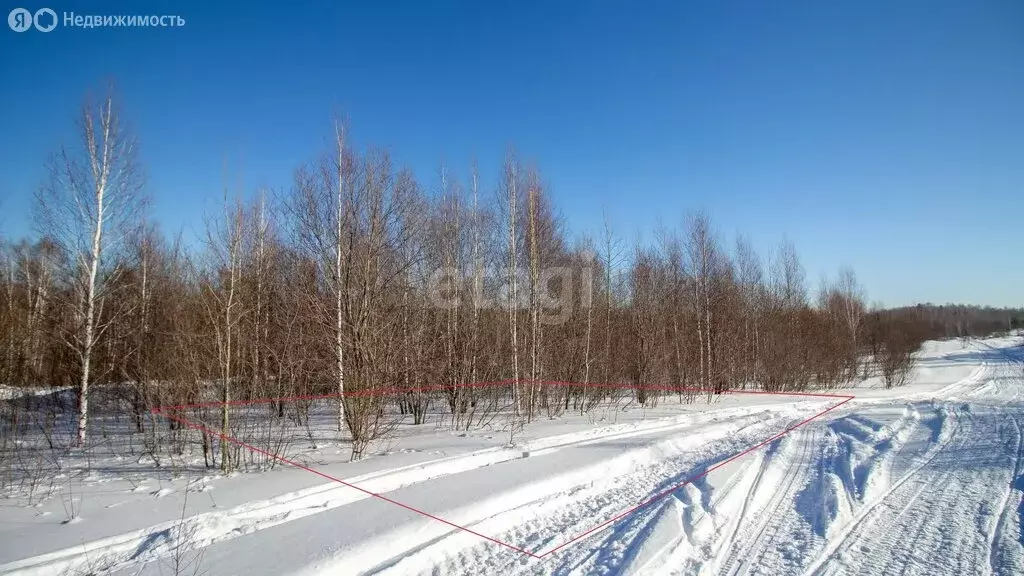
[1,337,1022,575]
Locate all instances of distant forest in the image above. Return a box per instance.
[884,304,1024,339]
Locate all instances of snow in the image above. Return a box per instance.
[1,337,1022,575]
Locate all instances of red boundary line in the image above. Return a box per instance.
[151,381,854,560]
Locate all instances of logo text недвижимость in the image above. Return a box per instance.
[8,8,185,32]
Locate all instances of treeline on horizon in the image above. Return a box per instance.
[1,91,1020,461]
[885,304,1023,339]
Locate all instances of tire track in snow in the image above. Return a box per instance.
[713,404,926,576]
[800,405,958,576]
[355,409,814,576]
[987,412,1024,576]
[807,403,1024,576]
[0,406,790,576]
[547,412,833,576]
[714,426,821,576]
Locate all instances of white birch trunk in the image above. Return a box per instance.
[335,131,347,433]
[508,160,520,413]
[77,100,115,446]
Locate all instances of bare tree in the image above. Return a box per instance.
[469,162,483,388]
[735,235,765,388]
[332,124,349,434]
[685,212,718,392]
[836,266,866,376]
[200,190,245,472]
[600,210,624,385]
[287,121,354,434]
[35,90,146,445]
[503,153,521,413]
[527,184,541,417]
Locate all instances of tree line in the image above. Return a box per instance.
[2,91,1015,467]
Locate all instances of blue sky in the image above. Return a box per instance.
[1,0,1021,307]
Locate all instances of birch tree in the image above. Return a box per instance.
[200,193,245,472]
[527,184,540,417]
[469,162,483,389]
[600,210,623,385]
[836,266,865,376]
[288,121,353,434]
[735,236,765,388]
[35,91,145,445]
[503,153,521,413]
[685,212,717,392]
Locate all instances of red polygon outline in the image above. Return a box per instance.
[151,381,854,559]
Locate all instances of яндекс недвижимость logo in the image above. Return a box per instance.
[8,7,58,32]
[8,8,184,31]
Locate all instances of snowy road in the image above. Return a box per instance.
[2,338,1022,576]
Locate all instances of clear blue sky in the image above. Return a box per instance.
[1,0,1021,307]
